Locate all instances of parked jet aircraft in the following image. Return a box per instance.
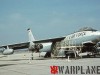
[0,27,100,59]
[0,28,52,59]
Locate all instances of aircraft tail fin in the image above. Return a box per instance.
[27,28,35,42]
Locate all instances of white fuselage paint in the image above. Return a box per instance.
[61,31,100,48]
[57,31,100,57]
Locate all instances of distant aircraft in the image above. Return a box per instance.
[0,27,100,59]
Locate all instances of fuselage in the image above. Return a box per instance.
[55,30,100,57]
[61,30,100,48]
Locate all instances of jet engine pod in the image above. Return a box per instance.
[39,43,52,52]
[2,49,14,55]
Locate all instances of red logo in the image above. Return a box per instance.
[50,66,58,74]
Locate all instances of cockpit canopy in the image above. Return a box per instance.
[77,27,97,32]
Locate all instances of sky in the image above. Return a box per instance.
[0,0,100,45]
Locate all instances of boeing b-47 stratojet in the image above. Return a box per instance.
[0,27,100,59]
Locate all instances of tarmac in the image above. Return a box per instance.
[0,52,100,75]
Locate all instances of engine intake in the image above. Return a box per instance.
[34,43,43,50]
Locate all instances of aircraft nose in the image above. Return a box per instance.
[95,31,100,36]
[98,32,100,36]
[96,31,100,40]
